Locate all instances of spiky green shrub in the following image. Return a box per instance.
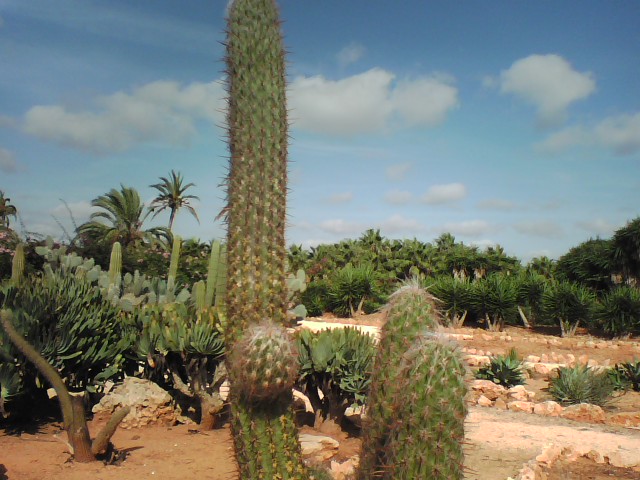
[541,280,596,337]
[595,286,640,337]
[429,275,472,327]
[300,279,330,317]
[475,348,526,388]
[469,274,518,331]
[328,263,383,317]
[549,364,615,406]
[296,326,375,428]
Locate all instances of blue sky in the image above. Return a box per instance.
[1,1,639,262]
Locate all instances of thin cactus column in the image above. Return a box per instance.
[11,243,25,284]
[357,282,468,479]
[223,0,307,478]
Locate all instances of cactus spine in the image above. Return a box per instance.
[11,243,25,284]
[357,282,467,479]
[223,0,307,478]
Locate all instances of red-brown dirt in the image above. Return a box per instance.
[1,313,639,480]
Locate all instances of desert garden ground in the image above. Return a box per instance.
[1,313,639,480]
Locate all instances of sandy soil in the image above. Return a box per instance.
[1,313,639,480]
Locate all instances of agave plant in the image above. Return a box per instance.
[475,348,526,388]
[549,364,615,406]
[296,326,376,428]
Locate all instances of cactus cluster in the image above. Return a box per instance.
[357,281,467,479]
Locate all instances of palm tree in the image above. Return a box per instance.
[0,191,18,228]
[77,185,170,247]
[149,170,200,231]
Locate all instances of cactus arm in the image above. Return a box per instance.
[168,235,181,281]
[11,243,25,284]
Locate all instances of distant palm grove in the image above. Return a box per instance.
[1,177,639,338]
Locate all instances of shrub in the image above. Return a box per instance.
[296,326,376,428]
[301,279,330,317]
[429,275,472,327]
[328,264,382,317]
[549,364,615,406]
[595,286,640,337]
[475,348,526,388]
[541,281,596,337]
[610,360,640,392]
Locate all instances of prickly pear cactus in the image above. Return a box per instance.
[223,0,310,478]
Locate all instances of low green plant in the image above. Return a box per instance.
[475,348,526,388]
[301,279,330,317]
[595,286,640,337]
[610,360,640,392]
[296,326,375,428]
[549,364,615,406]
[328,263,382,317]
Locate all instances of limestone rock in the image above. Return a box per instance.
[477,395,493,407]
[330,457,357,480]
[299,433,339,461]
[560,403,605,424]
[533,401,563,417]
[92,377,178,428]
[507,401,534,413]
[470,379,506,400]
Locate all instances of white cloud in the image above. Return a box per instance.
[575,218,617,237]
[477,198,517,210]
[537,112,640,155]
[441,220,491,236]
[513,220,564,238]
[336,42,365,67]
[384,190,413,205]
[385,162,412,181]
[378,214,424,233]
[23,80,226,154]
[499,54,595,125]
[0,115,17,128]
[289,69,394,136]
[422,182,467,205]
[50,200,96,223]
[471,239,498,250]
[0,148,17,173]
[288,68,458,136]
[392,75,458,127]
[319,219,366,235]
[327,192,353,204]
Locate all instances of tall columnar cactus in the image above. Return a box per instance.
[223,0,308,478]
[107,242,122,288]
[11,242,25,284]
[168,235,182,282]
[357,281,468,479]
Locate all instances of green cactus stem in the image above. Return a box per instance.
[11,242,25,284]
[381,334,468,479]
[357,281,443,479]
[0,309,130,462]
[168,235,181,282]
[108,242,122,288]
[223,0,310,477]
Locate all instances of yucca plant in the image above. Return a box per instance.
[549,364,615,406]
[595,286,640,337]
[296,326,375,428]
[328,263,382,317]
[429,275,472,327]
[475,348,526,388]
[541,280,596,337]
